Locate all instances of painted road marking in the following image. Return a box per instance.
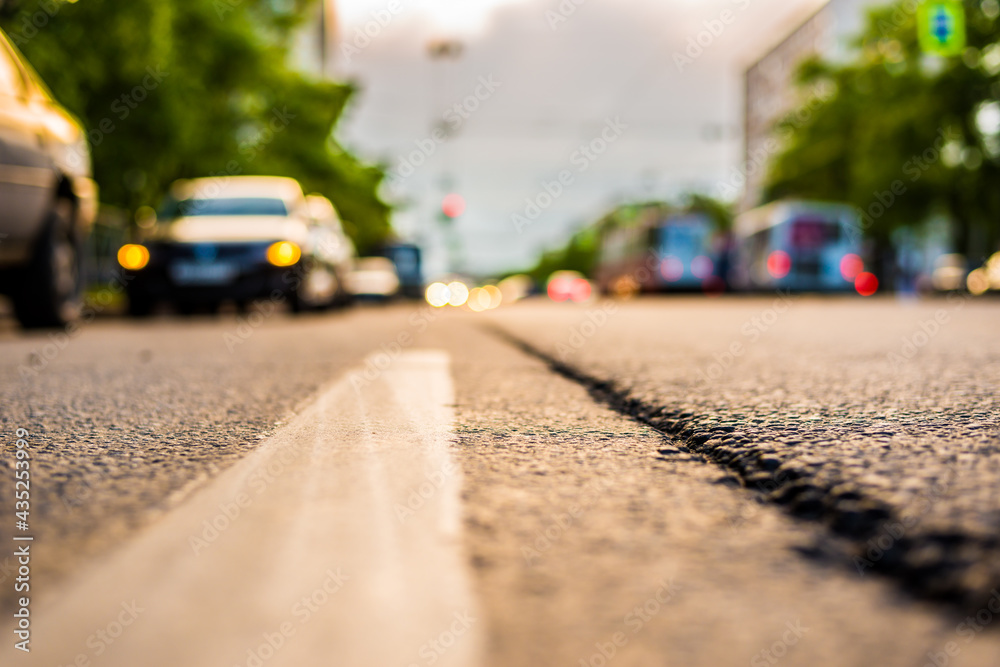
[3,350,482,667]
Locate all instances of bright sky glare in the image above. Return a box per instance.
[338,0,535,35]
[333,0,831,277]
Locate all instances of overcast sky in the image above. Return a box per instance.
[332,0,831,277]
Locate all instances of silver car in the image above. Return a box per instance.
[0,29,98,328]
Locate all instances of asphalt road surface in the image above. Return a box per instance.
[1,296,1000,666]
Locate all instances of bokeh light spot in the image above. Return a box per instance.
[855,272,879,296]
[117,244,150,271]
[483,284,503,309]
[569,278,592,303]
[660,256,684,282]
[691,255,714,280]
[442,194,466,219]
[447,281,469,307]
[425,282,451,308]
[767,251,792,279]
[840,253,864,281]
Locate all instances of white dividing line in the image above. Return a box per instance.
[3,350,483,667]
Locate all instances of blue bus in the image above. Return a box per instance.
[596,210,728,295]
[731,201,866,292]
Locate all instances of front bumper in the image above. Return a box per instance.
[123,242,304,304]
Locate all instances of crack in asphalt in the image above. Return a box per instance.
[486,324,1000,615]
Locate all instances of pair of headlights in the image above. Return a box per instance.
[117,242,302,270]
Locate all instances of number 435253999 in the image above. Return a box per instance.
[14,428,29,529]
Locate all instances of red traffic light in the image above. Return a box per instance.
[442,193,466,219]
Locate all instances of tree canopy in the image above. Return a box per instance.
[1,0,392,252]
[764,0,1000,260]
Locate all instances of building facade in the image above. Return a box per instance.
[290,0,340,79]
[740,0,888,212]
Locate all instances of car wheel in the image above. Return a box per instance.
[175,301,197,316]
[288,288,306,313]
[126,294,154,318]
[12,199,82,329]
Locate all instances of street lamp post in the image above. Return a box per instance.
[427,38,464,273]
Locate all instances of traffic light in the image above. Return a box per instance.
[441,193,466,219]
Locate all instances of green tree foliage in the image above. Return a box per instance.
[765,0,1000,259]
[1,0,391,252]
[680,192,734,232]
[525,227,600,285]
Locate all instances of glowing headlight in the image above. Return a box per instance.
[446,281,469,307]
[267,241,301,267]
[117,244,150,271]
[425,282,450,308]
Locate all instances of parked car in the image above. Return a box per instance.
[346,257,400,300]
[304,194,356,306]
[0,29,98,328]
[120,176,341,315]
[930,253,967,292]
[967,252,1000,296]
[378,242,424,299]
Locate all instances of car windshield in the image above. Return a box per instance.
[161,197,288,218]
